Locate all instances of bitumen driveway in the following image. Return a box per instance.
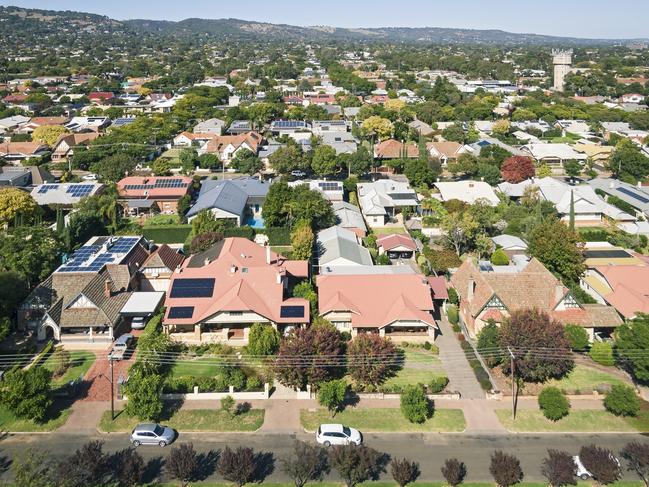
[1,431,647,484]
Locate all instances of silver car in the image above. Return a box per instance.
[130,423,175,447]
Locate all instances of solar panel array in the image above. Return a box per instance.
[617,187,649,205]
[38,184,59,193]
[66,185,94,198]
[57,236,141,273]
[584,249,632,259]
[124,179,186,191]
[318,182,342,191]
[169,278,216,298]
[272,120,307,129]
[280,305,305,318]
[168,306,194,319]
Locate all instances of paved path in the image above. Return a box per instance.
[436,317,485,400]
[58,401,108,434]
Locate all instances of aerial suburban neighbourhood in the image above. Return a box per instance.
[1,1,649,486]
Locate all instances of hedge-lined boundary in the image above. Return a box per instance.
[141,224,291,245]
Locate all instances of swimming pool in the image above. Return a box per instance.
[244,215,265,229]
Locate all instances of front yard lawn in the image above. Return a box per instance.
[301,408,465,432]
[169,358,226,378]
[495,409,637,433]
[99,408,264,432]
[545,364,627,393]
[382,368,446,391]
[0,403,71,432]
[44,350,96,386]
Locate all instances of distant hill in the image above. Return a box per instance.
[1,5,647,45]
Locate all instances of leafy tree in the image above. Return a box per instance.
[291,220,314,260]
[0,187,39,226]
[54,440,109,487]
[293,281,318,317]
[12,448,53,487]
[217,446,257,487]
[404,157,436,187]
[604,384,640,417]
[269,145,305,175]
[347,333,397,389]
[477,322,502,367]
[589,341,614,366]
[609,139,649,180]
[1,366,52,422]
[67,212,107,249]
[151,158,173,176]
[90,153,137,182]
[262,182,334,230]
[563,160,582,179]
[579,444,621,485]
[318,379,347,417]
[480,145,511,168]
[621,441,649,487]
[442,123,465,143]
[111,448,145,487]
[442,211,479,256]
[123,371,164,420]
[347,146,372,175]
[391,458,420,487]
[328,445,387,487]
[361,116,393,140]
[0,270,28,319]
[615,314,649,382]
[189,231,224,254]
[441,458,466,487]
[32,125,68,146]
[247,322,281,356]
[198,153,221,170]
[0,317,10,343]
[478,163,501,185]
[541,449,577,487]
[501,156,535,183]
[281,440,329,487]
[499,309,573,382]
[231,148,263,175]
[538,387,570,421]
[179,147,198,174]
[275,326,344,389]
[537,164,552,178]
[166,443,198,487]
[564,324,589,351]
[400,385,431,423]
[490,248,509,266]
[528,219,585,285]
[311,145,339,177]
[490,451,523,487]
[190,209,228,236]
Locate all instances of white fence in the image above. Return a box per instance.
[160,383,270,401]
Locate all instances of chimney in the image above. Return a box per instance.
[104,280,111,298]
[266,244,271,265]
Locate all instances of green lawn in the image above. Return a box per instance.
[301,408,465,433]
[0,404,71,432]
[43,350,96,386]
[99,408,264,433]
[496,409,637,433]
[545,364,627,393]
[622,400,649,432]
[170,358,227,378]
[381,348,444,391]
[372,227,408,236]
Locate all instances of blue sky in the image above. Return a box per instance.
[3,0,649,39]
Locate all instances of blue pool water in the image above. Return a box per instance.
[245,215,265,229]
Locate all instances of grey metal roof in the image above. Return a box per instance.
[317,227,372,267]
[186,179,249,218]
[333,201,367,232]
[588,178,649,215]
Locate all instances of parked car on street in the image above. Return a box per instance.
[316,423,362,447]
[130,423,175,447]
[109,333,133,361]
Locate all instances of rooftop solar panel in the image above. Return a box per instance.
[584,249,632,259]
[170,278,216,298]
[280,305,305,318]
[168,306,194,319]
[617,187,649,205]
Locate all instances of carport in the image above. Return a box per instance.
[120,291,165,320]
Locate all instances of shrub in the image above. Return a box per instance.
[590,342,614,366]
[222,226,255,240]
[265,227,291,245]
[400,385,431,423]
[51,347,71,377]
[447,305,459,325]
[142,225,191,244]
[447,287,459,305]
[441,458,466,487]
[477,322,502,367]
[221,396,235,417]
[229,368,247,391]
[318,379,347,417]
[538,387,570,421]
[423,341,432,351]
[564,325,589,352]
[604,384,640,417]
[245,376,263,391]
[490,248,509,266]
[428,376,449,394]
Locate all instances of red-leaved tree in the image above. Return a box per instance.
[501,156,535,183]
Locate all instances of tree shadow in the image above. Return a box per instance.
[0,452,11,473]
[159,399,185,421]
[236,401,251,414]
[194,449,219,481]
[343,390,360,408]
[141,455,165,485]
[252,451,275,482]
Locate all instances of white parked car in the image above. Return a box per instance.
[573,455,620,480]
[82,173,98,181]
[316,424,362,447]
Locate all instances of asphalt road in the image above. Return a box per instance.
[2,431,649,484]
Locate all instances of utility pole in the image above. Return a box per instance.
[99,355,115,421]
[507,347,516,420]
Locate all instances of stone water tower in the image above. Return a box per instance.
[552,49,573,92]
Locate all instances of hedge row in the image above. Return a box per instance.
[142,225,192,244]
[142,224,291,246]
[460,340,493,391]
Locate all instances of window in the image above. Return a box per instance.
[229,311,243,316]
[484,295,506,310]
[562,294,580,309]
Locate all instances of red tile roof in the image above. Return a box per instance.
[427,276,448,300]
[116,176,193,199]
[593,265,649,319]
[377,234,417,252]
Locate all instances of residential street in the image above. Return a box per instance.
[0,431,646,483]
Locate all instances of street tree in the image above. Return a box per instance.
[538,387,570,420]
[269,145,305,175]
[281,440,329,487]
[621,441,649,487]
[490,451,524,487]
[579,445,621,485]
[391,458,420,487]
[54,440,109,487]
[328,445,388,487]
[541,449,577,487]
[231,148,263,175]
[1,365,52,422]
[112,448,145,487]
[499,309,573,382]
[166,443,199,487]
[441,458,466,487]
[347,333,398,389]
[604,384,640,417]
[217,446,257,487]
[12,449,53,487]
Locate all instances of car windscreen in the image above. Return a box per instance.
[342,426,351,437]
[153,424,164,436]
